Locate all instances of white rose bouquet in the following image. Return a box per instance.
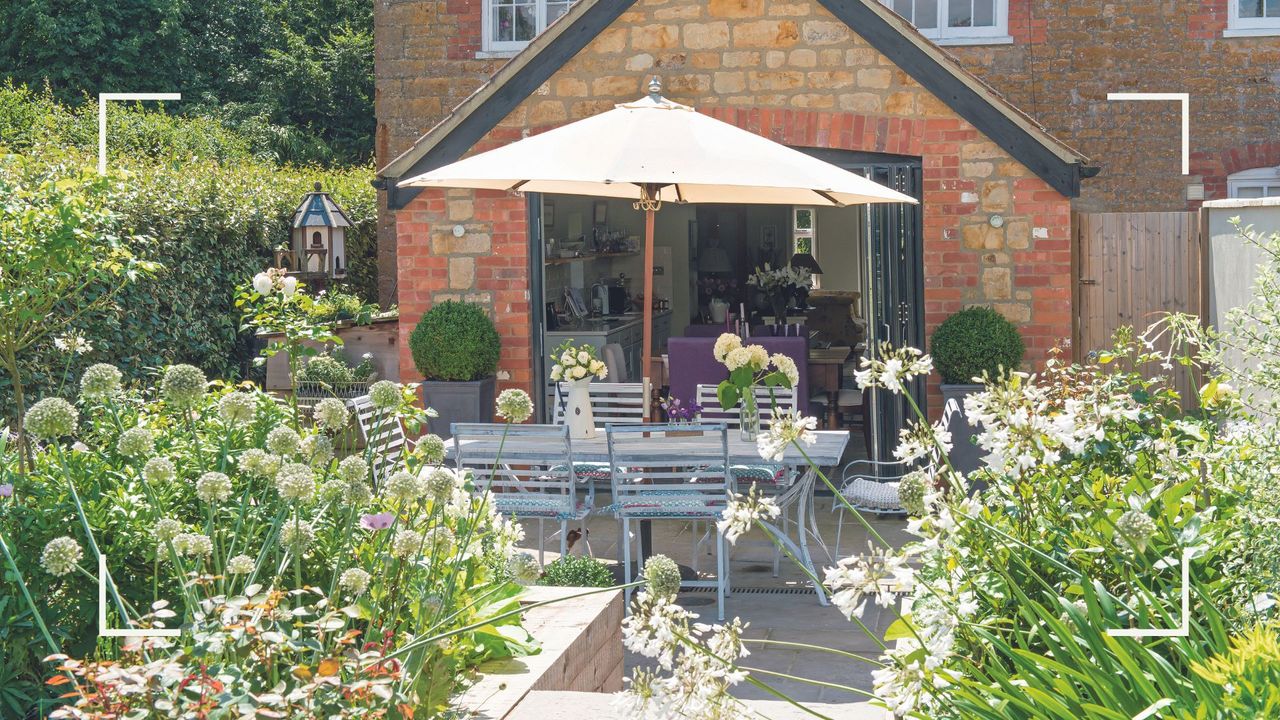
[550,340,609,382]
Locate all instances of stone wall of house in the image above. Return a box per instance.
[393,0,1075,410]
[947,0,1280,213]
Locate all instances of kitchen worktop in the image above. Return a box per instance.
[548,309,670,335]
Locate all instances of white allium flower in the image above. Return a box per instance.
[507,552,541,585]
[369,380,401,409]
[712,333,742,363]
[265,426,302,457]
[897,471,930,516]
[769,353,800,388]
[154,518,183,545]
[336,455,368,484]
[339,567,372,597]
[313,398,350,433]
[756,410,817,462]
[496,388,533,423]
[116,426,155,458]
[279,519,315,553]
[422,467,459,501]
[227,554,255,575]
[24,398,77,440]
[274,462,316,503]
[238,448,280,479]
[195,472,233,504]
[643,555,682,598]
[173,533,213,559]
[161,364,207,409]
[418,434,446,466]
[1115,509,1158,552]
[252,272,273,295]
[143,456,177,485]
[424,526,456,556]
[385,470,421,502]
[79,363,123,401]
[218,392,256,426]
[391,529,424,559]
[300,433,333,466]
[718,487,781,545]
[41,536,83,577]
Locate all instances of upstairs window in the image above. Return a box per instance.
[1228,0,1280,36]
[484,0,575,53]
[1228,166,1280,199]
[881,0,1011,45]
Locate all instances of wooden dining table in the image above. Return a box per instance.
[446,428,850,605]
[809,346,853,429]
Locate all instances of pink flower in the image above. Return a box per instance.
[360,512,394,530]
[0,483,11,498]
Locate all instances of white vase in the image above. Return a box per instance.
[709,299,729,323]
[565,377,596,439]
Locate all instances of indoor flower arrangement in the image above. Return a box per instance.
[711,333,799,441]
[549,340,608,439]
[746,264,812,322]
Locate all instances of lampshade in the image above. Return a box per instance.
[790,252,823,274]
[700,246,732,273]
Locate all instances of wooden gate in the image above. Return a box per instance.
[1074,211,1202,401]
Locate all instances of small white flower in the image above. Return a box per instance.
[154,518,183,545]
[313,398,350,433]
[195,472,233,504]
[227,554,255,575]
[718,486,781,545]
[54,333,92,356]
[239,448,280,479]
[339,567,372,597]
[173,533,213,559]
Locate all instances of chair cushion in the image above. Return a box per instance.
[607,493,727,518]
[840,478,902,512]
[495,495,591,520]
[730,464,792,485]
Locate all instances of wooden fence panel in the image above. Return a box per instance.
[1074,211,1202,403]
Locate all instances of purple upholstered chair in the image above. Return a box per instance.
[666,336,810,416]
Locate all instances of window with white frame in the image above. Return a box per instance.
[484,0,575,52]
[1228,166,1280,199]
[880,0,1010,44]
[1228,0,1280,36]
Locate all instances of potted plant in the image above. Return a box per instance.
[549,340,608,439]
[410,300,502,437]
[747,264,812,323]
[930,306,1025,475]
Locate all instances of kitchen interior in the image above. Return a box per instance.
[540,193,871,428]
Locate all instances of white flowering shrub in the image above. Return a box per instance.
[0,368,534,717]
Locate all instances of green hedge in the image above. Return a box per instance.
[0,85,377,420]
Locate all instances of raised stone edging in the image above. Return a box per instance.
[457,586,624,719]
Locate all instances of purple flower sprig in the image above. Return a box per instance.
[660,396,702,423]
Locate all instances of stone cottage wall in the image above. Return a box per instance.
[394,0,1075,411]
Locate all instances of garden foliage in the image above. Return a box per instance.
[409,301,502,382]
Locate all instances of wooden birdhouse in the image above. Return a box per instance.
[276,182,352,280]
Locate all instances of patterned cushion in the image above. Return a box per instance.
[495,495,591,520]
[840,479,902,512]
[730,464,792,485]
[609,494,727,519]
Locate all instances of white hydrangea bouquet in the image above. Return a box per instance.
[550,340,608,438]
[713,332,799,440]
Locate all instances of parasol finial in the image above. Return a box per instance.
[648,76,662,100]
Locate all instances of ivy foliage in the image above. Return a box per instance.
[0,85,377,422]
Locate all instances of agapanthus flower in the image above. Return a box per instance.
[643,555,682,598]
[217,392,256,426]
[391,529,424,559]
[227,554,255,575]
[24,397,78,440]
[279,519,315,553]
[313,398,350,433]
[153,518,183,545]
[496,388,534,423]
[507,552,541,585]
[195,472,233,504]
[361,512,395,531]
[173,533,213,559]
[79,363,122,401]
[418,433,446,466]
[369,380,401,410]
[824,544,913,618]
[161,364,207,409]
[54,333,92,355]
[41,536,83,577]
[116,426,155,458]
[893,420,952,464]
[265,426,302,457]
[339,567,371,597]
[756,410,817,462]
[718,486,781,545]
[300,433,333,466]
[274,462,316,503]
[336,455,368,484]
[855,343,933,394]
[238,448,280,479]
[1116,509,1158,552]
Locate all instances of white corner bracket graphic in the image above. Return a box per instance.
[98,93,182,175]
[1105,547,1193,639]
[98,554,180,638]
[1105,92,1189,176]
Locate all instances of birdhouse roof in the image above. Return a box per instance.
[292,190,352,229]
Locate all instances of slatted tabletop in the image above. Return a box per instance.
[445,428,849,467]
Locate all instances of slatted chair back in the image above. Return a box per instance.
[452,423,581,520]
[348,394,407,484]
[695,385,798,430]
[552,381,651,425]
[606,423,730,520]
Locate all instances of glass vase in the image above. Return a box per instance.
[739,390,760,442]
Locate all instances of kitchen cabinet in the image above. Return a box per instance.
[545,310,671,385]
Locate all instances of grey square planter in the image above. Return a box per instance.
[940,383,985,484]
[422,377,496,439]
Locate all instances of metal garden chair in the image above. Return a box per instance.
[348,394,411,486]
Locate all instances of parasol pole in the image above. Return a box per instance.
[639,183,658,421]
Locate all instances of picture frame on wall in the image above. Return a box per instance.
[544,200,555,227]
[760,224,778,254]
